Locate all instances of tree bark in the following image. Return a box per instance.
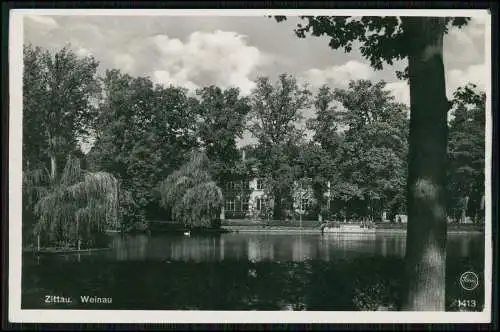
[50,155,57,180]
[403,17,449,311]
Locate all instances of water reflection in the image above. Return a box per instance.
[105,232,481,263]
[22,232,484,311]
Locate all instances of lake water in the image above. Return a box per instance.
[22,232,485,311]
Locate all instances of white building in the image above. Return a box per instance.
[220,176,329,221]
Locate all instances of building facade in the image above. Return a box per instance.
[219,147,332,221]
[220,176,329,221]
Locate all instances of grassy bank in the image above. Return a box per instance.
[142,219,485,234]
[221,220,485,234]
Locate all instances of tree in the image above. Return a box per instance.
[332,80,409,222]
[24,155,118,249]
[248,74,311,220]
[158,150,223,229]
[447,84,486,223]
[295,141,335,220]
[87,70,199,227]
[275,15,472,310]
[23,44,101,180]
[304,85,345,220]
[193,86,251,183]
[292,177,314,225]
[307,85,342,154]
[23,44,101,243]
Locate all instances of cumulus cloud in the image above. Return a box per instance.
[300,60,410,105]
[150,30,269,95]
[300,62,486,108]
[301,60,374,88]
[113,53,135,74]
[154,70,199,91]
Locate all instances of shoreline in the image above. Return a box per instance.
[22,247,111,254]
[221,226,484,235]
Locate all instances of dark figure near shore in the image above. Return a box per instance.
[320,222,327,234]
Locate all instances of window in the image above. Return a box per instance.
[256,178,264,190]
[226,181,235,191]
[225,199,235,211]
[256,198,268,211]
[242,201,249,212]
[301,199,311,210]
[242,180,250,190]
[256,198,263,211]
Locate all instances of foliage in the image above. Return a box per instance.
[87,70,199,225]
[22,44,107,246]
[272,16,473,310]
[23,44,101,177]
[274,16,470,79]
[22,43,484,237]
[294,142,333,215]
[332,80,409,220]
[159,150,223,228]
[307,85,342,154]
[26,155,118,248]
[248,74,311,220]
[193,86,251,182]
[447,83,486,222]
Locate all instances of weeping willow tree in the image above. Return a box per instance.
[23,155,119,249]
[22,166,51,246]
[159,150,223,229]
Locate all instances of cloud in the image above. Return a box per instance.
[76,47,93,57]
[113,53,135,73]
[444,16,485,66]
[153,70,200,91]
[25,15,59,30]
[301,60,374,89]
[150,30,270,95]
[381,63,487,107]
[300,60,410,105]
[447,64,487,97]
[385,81,410,106]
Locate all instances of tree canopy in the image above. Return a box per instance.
[158,150,223,229]
[22,43,485,275]
[274,14,477,311]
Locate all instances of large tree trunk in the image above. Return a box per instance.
[403,17,449,311]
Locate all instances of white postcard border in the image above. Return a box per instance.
[8,8,493,324]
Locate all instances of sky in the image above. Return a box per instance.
[23,14,488,147]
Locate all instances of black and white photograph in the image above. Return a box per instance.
[8,8,492,324]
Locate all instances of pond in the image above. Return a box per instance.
[22,232,485,311]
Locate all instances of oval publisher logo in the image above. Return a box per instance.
[459,271,479,291]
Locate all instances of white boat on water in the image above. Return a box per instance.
[323,224,376,234]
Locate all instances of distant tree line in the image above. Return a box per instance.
[22,43,485,244]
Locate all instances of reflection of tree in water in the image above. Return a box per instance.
[22,234,484,311]
[113,234,149,260]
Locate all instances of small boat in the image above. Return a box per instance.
[323,224,376,234]
[183,231,191,236]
